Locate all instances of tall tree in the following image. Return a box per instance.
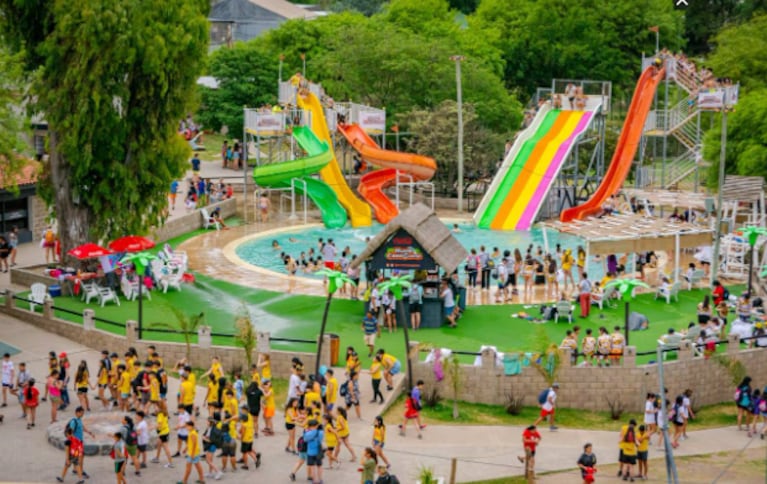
[0,46,30,189]
[0,0,209,253]
[706,14,767,89]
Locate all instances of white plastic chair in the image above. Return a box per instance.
[686,269,705,290]
[81,282,100,304]
[655,282,681,304]
[161,270,183,293]
[201,208,220,230]
[29,283,50,311]
[658,334,683,360]
[554,300,574,324]
[98,287,120,307]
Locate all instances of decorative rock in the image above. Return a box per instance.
[47,411,158,456]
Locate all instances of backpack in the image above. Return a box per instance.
[67,418,81,436]
[339,381,348,397]
[758,399,767,413]
[537,389,549,406]
[209,424,225,447]
[44,229,55,243]
[124,425,138,446]
[296,436,307,452]
[131,370,146,390]
[723,288,730,300]
[734,388,741,402]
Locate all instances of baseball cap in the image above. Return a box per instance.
[552,382,560,388]
[59,352,67,358]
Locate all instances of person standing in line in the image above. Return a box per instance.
[179,420,206,484]
[609,326,626,366]
[496,257,509,303]
[578,272,592,318]
[478,246,490,290]
[636,424,650,480]
[517,425,541,480]
[408,281,423,331]
[565,83,577,110]
[577,442,597,484]
[8,226,18,267]
[465,249,479,289]
[1,352,15,407]
[533,382,559,431]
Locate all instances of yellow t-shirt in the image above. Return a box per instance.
[211,362,224,380]
[577,252,586,268]
[76,370,89,389]
[637,430,649,452]
[250,370,261,386]
[181,380,195,405]
[187,429,200,458]
[285,407,298,425]
[157,413,170,436]
[227,420,238,440]
[149,375,160,401]
[119,372,131,394]
[151,355,164,368]
[262,390,275,411]
[110,359,121,381]
[325,423,338,448]
[335,414,349,438]
[382,354,397,369]
[304,390,321,409]
[261,362,271,380]
[373,425,385,443]
[326,377,338,404]
[224,395,238,417]
[241,417,254,443]
[207,380,219,403]
[619,425,637,456]
[371,361,383,380]
[187,372,197,387]
[346,355,360,374]
[561,252,573,270]
[97,367,109,386]
[126,357,138,379]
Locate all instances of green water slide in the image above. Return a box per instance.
[252,126,347,228]
[476,110,560,228]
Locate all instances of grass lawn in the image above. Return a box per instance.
[382,395,737,432]
[21,268,745,367]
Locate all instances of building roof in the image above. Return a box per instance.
[621,188,712,212]
[0,159,41,191]
[210,0,318,22]
[541,213,713,255]
[721,175,764,202]
[350,203,468,274]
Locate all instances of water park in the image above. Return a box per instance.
[1,1,767,482]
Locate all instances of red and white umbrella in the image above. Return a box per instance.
[67,243,113,260]
[108,235,155,253]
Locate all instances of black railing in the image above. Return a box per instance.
[52,306,84,317]
[92,315,125,329]
[271,337,316,345]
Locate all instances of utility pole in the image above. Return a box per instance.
[450,55,465,213]
[656,344,679,483]
[711,90,732,287]
[300,52,306,77]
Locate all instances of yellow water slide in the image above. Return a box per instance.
[297,92,372,227]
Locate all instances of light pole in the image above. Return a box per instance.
[656,344,679,483]
[300,52,306,77]
[450,55,465,213]
[278,54,284,83]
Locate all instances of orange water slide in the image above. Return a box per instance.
[338,123,436,223]
[560,65,665,223]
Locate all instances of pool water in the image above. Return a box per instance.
[235,222,610,281]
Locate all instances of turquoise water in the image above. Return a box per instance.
[235,222,609,280]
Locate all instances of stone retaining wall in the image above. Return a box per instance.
[409,339,767,413]
[1,292,327,378]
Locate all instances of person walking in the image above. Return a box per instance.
[362,311,378,358]
[67,407,95,481]
[24,378,39,429]
[111,432,128,484]
[372,416,390,467]
[369,355,384,404]
[47,369,63,423]
[74,360,94,412]
[360,447,377,484]
[517,425,541,480]
[399,380,425,438]
[1,352,15,407]
[577,443,597,484]
[736,376,753,430]
[304,418,325,484]
[151,404,174,468]
[179,420,206,484]
[533,382,559,431]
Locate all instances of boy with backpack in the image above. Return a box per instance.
[533,383,559,431]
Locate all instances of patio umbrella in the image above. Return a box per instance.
[67,243,113,260]
[108,235,156,253]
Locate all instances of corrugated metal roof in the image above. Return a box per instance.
[210,0,317,22]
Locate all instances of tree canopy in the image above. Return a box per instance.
[706,14,767,89]
[0,0,209,251]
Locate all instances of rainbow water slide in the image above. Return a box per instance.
[560,66,665,222]
[338,123,436,224]
[476,103,600,230]
[297,92,372,227]
[252,126,347,228]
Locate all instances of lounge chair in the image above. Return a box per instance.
[201,208,220,230]
[81,282,100,305]
[554,300,574,324]
[686,269,705,290]
[655,282,680,304]
[658,333,683,360]
[98,287,120,307]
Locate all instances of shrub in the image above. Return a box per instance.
[505,391,525,415]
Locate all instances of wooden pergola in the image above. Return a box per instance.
[620,188,712,214]
[541,213,714,281]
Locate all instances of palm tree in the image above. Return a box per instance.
[605,278,650,345]
[314,269,355,377]
[738,226,767,295]
[152,307,205,361]
[378,274,415,388]
[119,251,157,339]
[234,304,257,370]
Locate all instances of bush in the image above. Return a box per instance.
[505,391,525,415]
[605,396,625,420]
[423,387,442,408]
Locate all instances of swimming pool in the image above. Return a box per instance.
[233,222,609,280]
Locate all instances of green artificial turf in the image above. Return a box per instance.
[18,269,745,368]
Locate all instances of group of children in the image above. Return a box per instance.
[558,325,627,367]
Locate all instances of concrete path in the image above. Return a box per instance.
[0,313,764,483]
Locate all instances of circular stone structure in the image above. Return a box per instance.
[47,411,158,456]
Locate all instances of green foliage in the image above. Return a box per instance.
[473,0,684,95]
[153,308,205,361]
[529,326,560,386]
[0,46,31,191]
[198,41,279,137]
[416,465,438,484]
[2,0,209,249]
[683,0,767,55]
[707,14,767,89]
[331,0,386,16]
[234,305,257,370]
[445,353,462,419]
[400,100,507,192]
[703,90,767,188]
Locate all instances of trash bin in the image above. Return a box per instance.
[328,333,340,366]
[49,285,62,298]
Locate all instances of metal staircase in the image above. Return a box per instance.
[643,56,706,189]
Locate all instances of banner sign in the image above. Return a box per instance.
[252,113,285,134]
[697,90,725,110]
[371,228,435,271]
[359,110,386,134]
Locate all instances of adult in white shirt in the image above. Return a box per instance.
[135,411,150,468]
[496,261,509,303]
[1,353,15,407]
[441,280,456,327]
[321,239,336,268]
[533,383,559,430]
[287,366,303,404]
